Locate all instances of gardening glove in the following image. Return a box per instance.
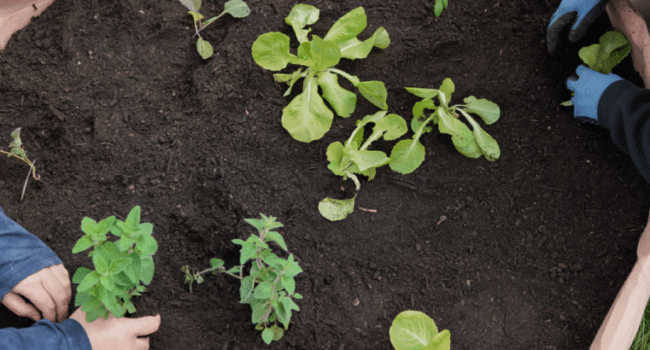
[566,65,623,123]
[1,263,71,323]
[70,308,161,350]
[547,0,607,53]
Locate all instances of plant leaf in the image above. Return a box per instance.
[406,87,438,100]
[252,32,300,71]
[140,257,155,285]
[423,329,451,350]
[285,3,319,43]
[389,310,438,350]
[179,0,200,12]
[439,78,455,104]
[317,71,357,118]
[373,113,408,141]
[459,110,500,161]
[463,96,500,125]
[282,75,334,142]
[281,276,296,295]
[223,0,250,18]
[261,327,274,344]
[357,81,388,110]
[77,271,101,292]
[240,275,255,303]
[264,231,288,251]
[196,37,214,59]
[72,235,94,254]
[72,267,92,284]
[318,195,356,221]
[323,7,367,44]
[437,108,472,148]
[389,139,426,175]
[298,35,341,72]
[339,27,390,59]
[349,149,389,171]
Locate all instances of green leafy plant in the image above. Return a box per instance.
[390,78,500,175]
[562,31,631,107]
[390,310,451,350]
[182,214,302,345]
[72,206,157,323]
[252,4,391,143]
[180,0,250,59]
[1,128,39,181]
[432,0,449,17]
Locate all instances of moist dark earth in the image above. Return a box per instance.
[1,0,650,349]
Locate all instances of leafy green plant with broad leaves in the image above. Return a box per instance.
[389,78,500,175]
[179,0,250,59]
[390,310,451,350]
[562,30,630,107]
[252,4,391,142]
[1,128,39,181]
[182,214,302,345]
[72,206,157,323]
[319,111,407,221]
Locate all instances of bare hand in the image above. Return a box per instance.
[638,208,650,266]
[70,308,161,350]
[1,263,71,322]
[0,0,56,50]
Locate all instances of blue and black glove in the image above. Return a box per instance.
[547,0,608,53]
[566,65,623,123]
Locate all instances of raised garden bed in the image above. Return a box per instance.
[1,0,650,349]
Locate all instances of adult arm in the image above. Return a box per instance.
[597,79,650,183]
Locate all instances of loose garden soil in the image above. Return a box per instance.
[1,0,650,349]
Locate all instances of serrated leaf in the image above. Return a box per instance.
[357,81,388,110]
[318,195,355,221]
[77,271,101,292]
[285,4,319,43]
[254,282,273,299]
[137,235,158,257]
[80,217,97,236]
[240,275,255,303]
[463,96,500,125]
[317,71,357,118]
[282,75,334,142]
[323,7,367,44]
[252,32,299,71]
[223,0,250,18]
[264,231,288,250]
[281,276,296,295]
[210,258,224,269]
[72,235,94,254]
[72,267,92,284]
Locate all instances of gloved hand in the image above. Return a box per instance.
[547,0,607,53]
[566,65,623,123]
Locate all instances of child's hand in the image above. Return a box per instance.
[1,263,71,322]
[70,308,161,350]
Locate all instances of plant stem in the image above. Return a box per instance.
[328,68,360,86]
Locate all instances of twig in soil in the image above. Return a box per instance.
[20,159,35,202]
[357,207,377,213]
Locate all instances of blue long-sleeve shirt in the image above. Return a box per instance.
[0,206,91,350]
[598,80,650,184]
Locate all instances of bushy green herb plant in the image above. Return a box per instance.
[182,214,302,345]
[72,206,157,323]
[179,0,250,59]
[390,78,500,175]
[1,128,39,181]
[390,310,451,350]
[252,4,391,142]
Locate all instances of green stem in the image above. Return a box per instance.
[0,151,39,180]
[328,68,360,86]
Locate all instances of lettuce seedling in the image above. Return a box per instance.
[390,310,451,350]
[72,206,157,323]
[182,214,302,345]
[179,0,250,59]
[1,128,39,181]
[432,0,449,17]
[390,78,500,175]
[252,4,391,142]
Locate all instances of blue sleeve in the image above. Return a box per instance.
[0,319,92,350]
[0,206,91,350]
[597,80,650,184]
[0,206,62,299]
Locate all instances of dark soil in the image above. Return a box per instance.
[1,0,650,349]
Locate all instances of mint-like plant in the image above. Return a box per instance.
[390,310,451,350]
[72,206,157,323]
[182,214,302,345]
[179,0,250,59]
[1,128,39,181]
[252,4,391,142]
[390,78,500,175]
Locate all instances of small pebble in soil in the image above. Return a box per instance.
[573,264,583,272]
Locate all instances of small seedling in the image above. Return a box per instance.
[390,78,500,175]
[390,310,451,350]
[182,214,302,345]
[432,0,449,17]
[562,30,631,106]
[72,206,157,323]
[179,0,250,59]
[1,128,39,181]
[252,4,391,142]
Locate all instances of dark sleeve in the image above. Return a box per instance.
[0,206,62,299]
[597,79,650,183]
[0,319,92,350]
